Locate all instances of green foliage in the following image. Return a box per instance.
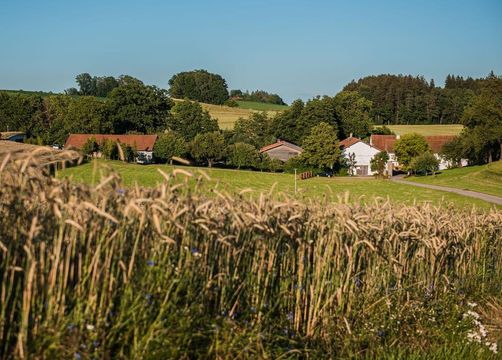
[297,96,339,142]
[371,125,395,135]
[394,133,431,171]
[410,152,440,175]
[153,132,187,163]
[300,122,341,170]
[370,151,390,177]
[190,131,226,167]
[107,82,174,134]
[460,76,502,163]
[223,99,239,107]
[231,89,286,105]
[231,112,274,148]
[70,73,133,97]
[81,137,99,157]
[168,69,229,105]
[343,73,488,124]
[123,144,137,163]
[226,142,260,169]
[441,137,466,168]
[272,99,305,144]
[169,101,219,141]
[257,154,284,172]
[333,90,373,138]
[101,139,119,160]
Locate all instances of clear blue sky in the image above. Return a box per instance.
[1,0,501,102]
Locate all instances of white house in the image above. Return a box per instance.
[340,136,381,176]
[370,134,467,171]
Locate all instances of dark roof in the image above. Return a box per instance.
[65,134,158,151]
[259,140,303,153]
[0,132,25,140]
[339,137,361,149]
[370,134,458,153]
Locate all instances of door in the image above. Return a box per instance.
[356,165,368,176]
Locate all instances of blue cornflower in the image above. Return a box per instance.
[146,259,155,267]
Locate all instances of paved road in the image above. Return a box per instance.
[391,178,502,206]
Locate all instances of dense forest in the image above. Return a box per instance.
[343,73,491,125]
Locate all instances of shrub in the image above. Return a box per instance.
[101,139,119,160]
[370,151,390,177]
[410,152,440,175]
[154,132,187,163]
[226,142,260,169]
[81,137,99,157]
[224,99,239,107]
[394,133,431,171]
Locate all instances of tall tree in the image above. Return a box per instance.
[461,76,502,163]
[168,69,229,105]
[107,83,173,134]
[300,122,341,171]
[393,133,431,171]
[333,91,373,138]
[232,112,275,148]
[169,100,219,141]
[271,99,305,144]
[75,73,96,96]
[190,131,226,167]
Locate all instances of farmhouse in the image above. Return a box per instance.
[260,139,303,162]
[65,134,157,164]
[340,136,381,176]
[370,134,467,170]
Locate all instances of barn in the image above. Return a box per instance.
[259,140,303,162]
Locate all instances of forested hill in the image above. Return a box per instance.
[343,73,490,125]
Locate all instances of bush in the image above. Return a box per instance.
[101,139,119,160]
[154,132,187,163]
[226,142,260,169]
[394,133,431,171]
[370,151,390,178]
[410,152,440,175]
[224,99,239,107]
[81,137,99,157]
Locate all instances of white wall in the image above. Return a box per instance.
[343,142,381,176]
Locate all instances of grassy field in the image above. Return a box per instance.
[173,99,285,129]
[408,161,502,197]
[58,160,500,210]
[380,124,464,136]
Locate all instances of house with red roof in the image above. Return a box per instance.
[340,135,382,176]
[259,139,303,162]
[65,134,158,164]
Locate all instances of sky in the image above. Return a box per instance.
[0,0,501,103]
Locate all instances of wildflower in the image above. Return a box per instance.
[191,247,202,257]
[467,302,478,308]
[93,340,100,348]
[74,353,82,360]
[116,188,125,195]
[377,329,386,338]
[287,312,294,323]
[146,259,155,267]
[86,324,94,331]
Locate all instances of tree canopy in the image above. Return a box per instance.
[168,70,229,105]
[169,100,219,141]
[394,133,431,171]
[300,122,341,171]
[190,131,226,167]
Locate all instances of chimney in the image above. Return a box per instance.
[349,132,353,138]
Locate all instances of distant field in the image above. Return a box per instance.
[58,160,499,210]
[236,100,289,111]
[172,98,285,129]
[381,124,464,136]
[408,161,502,197]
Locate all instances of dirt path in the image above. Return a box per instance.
[391,178,502,206]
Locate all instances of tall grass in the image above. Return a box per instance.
[0,154,501,359]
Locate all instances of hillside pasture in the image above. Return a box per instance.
[381,124,464,136]
[408,161,502,197]
[58,160,500,210]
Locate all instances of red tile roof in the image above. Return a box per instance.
[370,134,458,153]
[339,137,361,149]
[259,140,303,153]
[65,134,157,151]
[424,135,458,153]
[370,135,398,152]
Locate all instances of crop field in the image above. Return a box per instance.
[408,161,502,197]
[58,160,501,210]
[380,124,464,136]
[236,100,289,111]
[1,153,501,359]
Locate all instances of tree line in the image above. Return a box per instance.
[229,89,286,105]
[343,72,496,125]
[1,71,500,170]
